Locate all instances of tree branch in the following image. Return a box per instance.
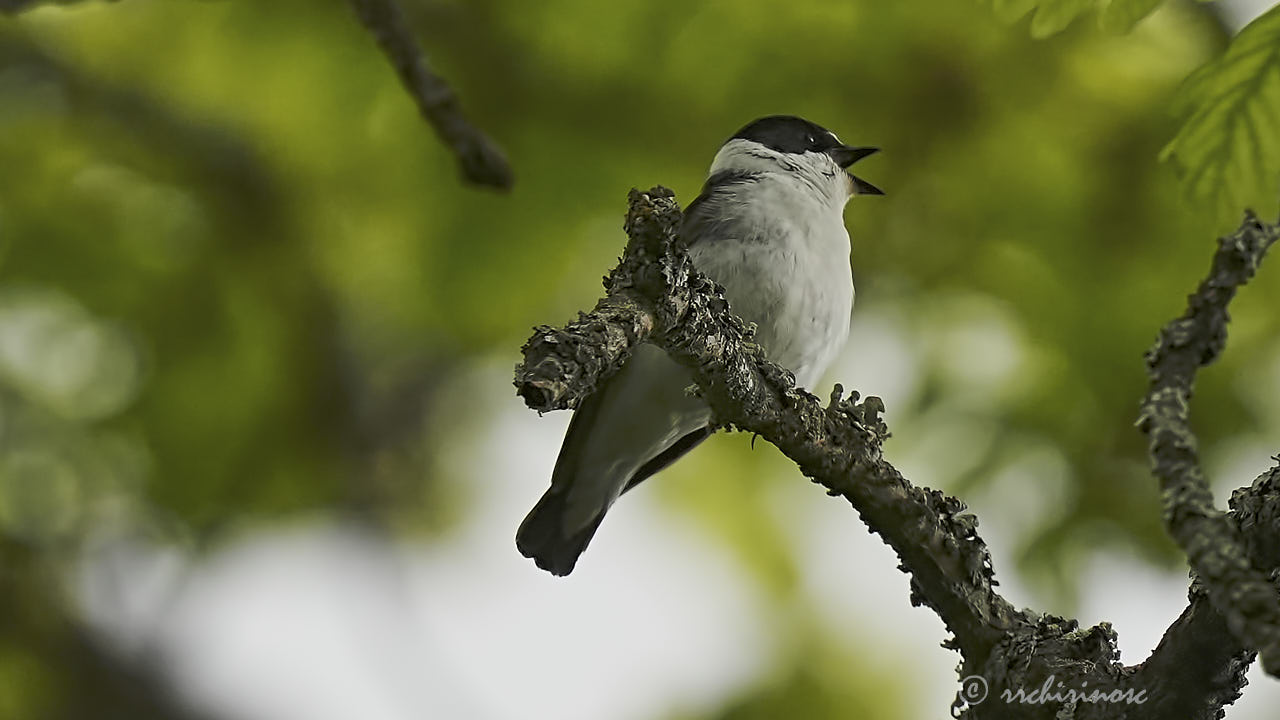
[1231,460,1280,573]
[347,0,513,190]
[3,0,514,188]
[1133,588,1254,719]
[514,189,1280,717]
[1138,212,1280,676]
[516,186,1021,658]
[1130,461,1280,717]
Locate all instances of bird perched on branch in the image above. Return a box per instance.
[517,115,881,575]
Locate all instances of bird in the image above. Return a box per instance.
[517,115,881,576]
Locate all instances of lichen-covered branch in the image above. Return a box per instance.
[515,189,1280,718]
[1231,460,1280,572]
[1130,462,1280,718]
[348,0,513,190]
[517,186,1021,659]
[1134,589,1253,719]
[1138,212,1280,676]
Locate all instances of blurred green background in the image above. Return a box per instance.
[2,0,1279,718]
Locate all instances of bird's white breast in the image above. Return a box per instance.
[689,174,853,389]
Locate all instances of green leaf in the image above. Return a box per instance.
[1098,0,1165,34]
[990,0,1040,23]
[1030,0,1100,38]
[1162,4,1280,228]
[985,0,1216,37]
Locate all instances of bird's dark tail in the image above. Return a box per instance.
[515,353,710,577]
[516,489,605,576]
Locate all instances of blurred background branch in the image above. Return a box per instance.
[347,0,513,190]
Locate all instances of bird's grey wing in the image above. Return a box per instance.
[682,170,761,246]
[516,345,711,575]
[622,426,712,494]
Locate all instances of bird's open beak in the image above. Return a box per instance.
[827,145,884,196]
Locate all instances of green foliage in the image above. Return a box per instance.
[986,0,1043,24]
[981,0,1189,36]
[1100,0,1169,34]
[987,0,1280,256]
[1031,0,1101,38]
[1163,4,1280,229]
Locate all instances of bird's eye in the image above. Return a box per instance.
[806,134,815,145]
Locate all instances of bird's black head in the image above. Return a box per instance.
[732,115,846,155]
[729,115,883,195]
